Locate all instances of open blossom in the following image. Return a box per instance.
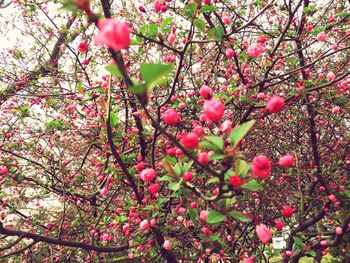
[251,155,271,179]
[278,155,295,168]
[266,95,285,113]
[95,19,130,51]
[139,168,156,182]
[256,224,272,243]
[247,44,266,58]
[163,240,172,250]
[77,41,88,53]
[200,210,209,222]
[203,98,225,122]
[317,31,327,41]
[139,219,150,231]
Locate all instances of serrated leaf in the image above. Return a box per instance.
[241,180,263,191]
[140,63,174,90]
[207,210,227,224]
[209,234,220,242]
[184,3,197,19]
[105,64,122,77]
[194,18,206,32]
[199,5,216,14]
[229,120,256,148]
[210,153,226,160]
[182,161,194,173]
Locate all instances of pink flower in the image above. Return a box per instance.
[247,44,266,58]
[139,219,150,231]
[139,168,156,182]
[257,35,267,43]
[331,106,340,114]
[182,133,199,149]
[327,71,335,81]
[163,109,180,125]
[95,19,130,51]
[281,206,294,217]
[266,95,285,113]
[229,175,243,187]
[100,188,108,197]
[77,41,89,53]
[317,32,327,41]
[223,16,231,24]
[203,98,225,122]
[163,240,172,250]
[226,48,235,58]
[278,155,295,168]
[150,218,157,227]
[200,210,209,222]
[243,258,254,263]
[256,223,272,243]
[153,0,163,12]
[220,120,232,133]
[199,85,212,99]
[251,155,271,179]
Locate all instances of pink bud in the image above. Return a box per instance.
[281,206,294,218]
[139,219,150,231]
[150,218,157,227]
[200,210,209,222]
[148,183,159,194]
[77,41,89,53]
[199,85,213,99]
[266,95,285,113]
[183,171,193,182]
[182,133,199,149]
[223,16,231,24]
[256,223,272,243]
[163,109,180,125]
[336,227,343,235]
[229,175,243,187]
[247,44,266,58]
[198,152,210,165]
[203,98,225,122]
[251,155,271,179]
[163,240,172,250]
[226,48,235,58]
[278,155,295,168]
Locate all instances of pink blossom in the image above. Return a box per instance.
[200,210,209,222]
[251,155,271,179]
[182,133,199,149]
[139,219,150,231]
[256,223,272,243]
[139,168,156,182]
[77,41,89,53]
[336,227,343,235]
[199,85,213,99]
[317,32,327,41]
[95,19,130,51]
[226,48,235,58]
[163,240,172,250]
[247,44,266,58]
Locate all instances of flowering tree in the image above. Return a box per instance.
[0,0,349,262]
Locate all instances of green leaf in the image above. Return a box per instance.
[194,18,206,32]
[126,84,146,95]
[161,17,174,33]
[229,120,256,148]
[148,23,158,37]
[182,161,194,173]
[169,182,181,191]
[184,3,197,19]
[210,153,226,160]
[230,211,251,222]
[293,237,305,249]
[199,5,216,14]
[158,175,174,182]
[199,136,224,151]
[105,64,122,78]
[208,26,224,42]
[235,159,250,178]
[140,63,174,90]
[207,210,227,224]
[209,234,220,242]
[207,177,219,184]
[109,111,119,128]
[241,180,263,191]
[188,208,198,222]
